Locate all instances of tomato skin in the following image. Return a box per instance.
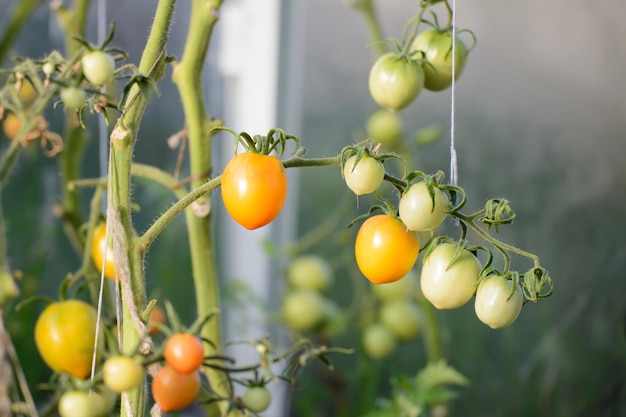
[2,113,22,140]
[221,153,288,230]
[282,289,327,331]
[366,108,403,148]
[90,223,116,280]
[103,355,145,393]
[420,243,481,310]
[242,386,272,413]
[368,53,424,111]
[164,334,205,374]
[286,255,333,292]
[372,271,416,302]
[343,154,385,196]
[362,323,396,359]
[379,300,421,341]
[34,300,99,378]
[411,28,469,92]
[58,391,92,417]
[60,87,87,110]
[152,366,201,412]
[474,275,523,329]
[81,51,115,86]
[355,215,420,284]
[398,181,450,232]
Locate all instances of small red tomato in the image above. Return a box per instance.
[151,366,200,412]
[164,334,204,374]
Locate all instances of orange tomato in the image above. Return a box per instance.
[148,305,167,335]
[221,152,287,230]
[2,113,22,140]
[355,214,420,284]
[151,366,200,412]
[90,223,116,280]
[164,333,204,374]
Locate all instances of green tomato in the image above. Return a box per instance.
[411,28,469,92]
[343,154,385,196]
[420,243,481,309]
[282,290,327,331]
[286,255,333,292]
[103,355,145,393]
[58,388,116,417]
[242,386,272,413]
[81,50,115,86]
[399,181,450,232]
[366,108,403,148]
[60,87,87,110]
[474,275,523,329]
[372,271,417,302]
[362,323,396,359]
[379,300,421,341]
[368,53,424,111]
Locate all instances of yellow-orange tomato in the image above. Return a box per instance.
[355,214,420,284]
[90,223,116,280]
[151,366,200,412]
[221,152,288,230]
[34,300,99,378]
[2,113,22,140]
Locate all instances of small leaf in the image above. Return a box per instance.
[415,359,469,390]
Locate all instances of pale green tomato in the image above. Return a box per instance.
[366,108,403,148]
[379,300,422,341]
[372,271,417,302]
[282,290,327,331]
[368,53,424,111]
[399,181,450,232]
[474,275,523,329]
[60,87,87,110]
[286,255,333,292]
[343,154,385,196]
[242,386,272,413]
[81,51,115,86]
[362,323,396,359]
[420,243,481,309]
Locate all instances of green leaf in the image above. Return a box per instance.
[415,359,469,390]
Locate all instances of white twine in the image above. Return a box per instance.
[449,0,458,187]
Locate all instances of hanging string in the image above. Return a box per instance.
[449,0,458,187]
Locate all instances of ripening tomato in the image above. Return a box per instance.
[34,300,99,378]
[366,108,403,148]
[420,243,481,309]
[90,223,116,280]
[221,152,288,230]
[2,112,22,140]
[60,87,87,110]
[474,275,523,329]
[152,366,201,412]
[368,52,424,111]
[17,80,37,106]
[411,28,469,92]
[148,305,167,335]
[355,215,420,284]
[379,299,421,341]
[362,323,396,359]
[343,154,385,196]
[164,334,205,374]
[286,255,333,292]
[81,50,115,86]
[398,181,450,232]
[242,386,272,413]
[103,355,145,393]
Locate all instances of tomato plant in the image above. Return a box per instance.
[81,50,115,86]
[242,386,272,413]
[221,152,288,230]
[343,153,385,196]
[90,222,116,280]
[103,355,145,393]
[420,243,481,310]
[34,299,99,378]
[411,28,470,92]
[151,366,201,412]
[355,214,420,284]
[286,254,333,292]
[164,333,205,374]
[60,86,87,110]
[474,275,523,329]
[368,52,424,111]
[399,180,450,232]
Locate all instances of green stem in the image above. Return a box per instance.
[401,6,428,55]
[171,0,225,408]
[354,0,386,57]
[415,287,442,363]
[0,0,43,65]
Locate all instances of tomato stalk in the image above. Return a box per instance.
[351,0,387,57]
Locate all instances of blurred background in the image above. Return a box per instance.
[1,0,625,416]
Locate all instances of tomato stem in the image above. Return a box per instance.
[352,0,387,57]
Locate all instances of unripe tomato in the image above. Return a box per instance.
[90,223,116,280]
[60,87,87,110]
[420,243,481,310]
[368,53,424,111]
[81,50,115,86]
[2,113,22,140]
[164,334,205,374]
[58,391,92,417]
[343,154,385,196]
[221,152,288,230]
[34,300,99,378]
[398,181,450,232]
[286,255,333,292]
[474,275,523,329]
[152,366,201,412]
[366,108,403,148]
[17,81,37,106]
[103,355,144,393]
[411,28,469,92]
[282,289,327,331]
[242,386,272,413]
[362,323,396,359]
[372,271,417,302]
[355,215,420,284]
[379,299,421,341]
